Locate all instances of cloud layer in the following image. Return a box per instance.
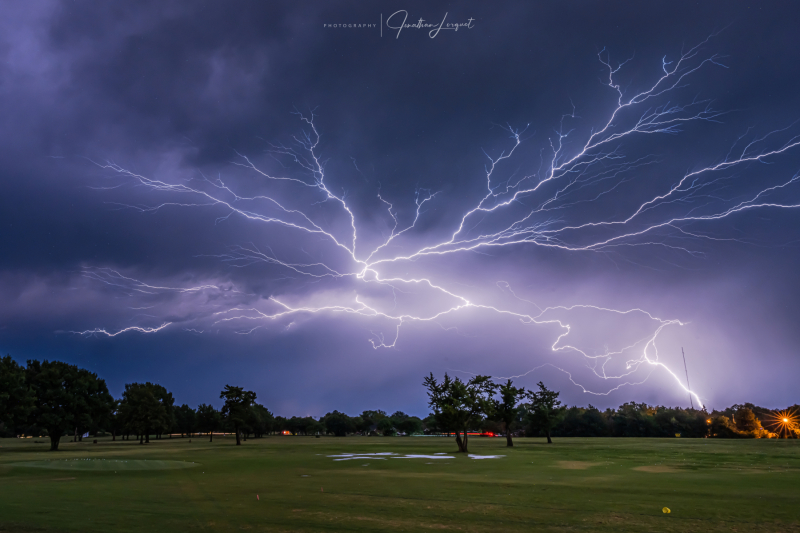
[2,1,799,415]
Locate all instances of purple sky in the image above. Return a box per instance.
[2,1,799,416]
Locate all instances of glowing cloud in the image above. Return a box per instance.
[79,36,800,407]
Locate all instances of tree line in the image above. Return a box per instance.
[0,356,429,450]
[423,373,798,451]
[0,357,276,450]
[1,356,796,452]
[424,374,572,452]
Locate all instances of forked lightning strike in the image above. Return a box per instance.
[73,323,172,337]
[79,36,800,406]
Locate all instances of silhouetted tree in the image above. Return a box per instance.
[609,402,660,437]
[732,403,773,427]
[526,381,565,444]
[286,415,321,435]
[536,404,737,439]
[285,416,302,435]
[0,355,35,436]
[423,372,494,453]
[395,416,423,435]
[322,410,355,436]
[248,404,274,438]
[273,415,288,434]
[142,383,175,439]
[553,406,610,437]
[422,413,440,434]
[106,399,123,441]
[306,419,326,436]
[710,415,742,438]
[489,379,527,447]
[389,411,424,435]
[358,410,387,434]
[196,403,221,441]
[377,417,395,436]
[119,383,169,444]
[174,404,197,437]
[26,360,113,451]
[220,385,257,445]
[734,407,761,433]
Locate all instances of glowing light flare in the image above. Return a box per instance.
[765,409,799,438]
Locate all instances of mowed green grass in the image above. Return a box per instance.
[1,436,798,532]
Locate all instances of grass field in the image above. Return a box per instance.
[1,435,798,532]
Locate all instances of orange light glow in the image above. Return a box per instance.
[766,409,799,438]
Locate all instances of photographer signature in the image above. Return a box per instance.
[385,10,475,39]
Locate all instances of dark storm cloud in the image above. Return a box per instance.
[1,1,799,414]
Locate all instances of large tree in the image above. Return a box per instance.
[734,407,761,433]
[174,404,197,437]
[0,355,35,436]
[423,373,494,453]
[306,419,326,436]
[220,385,257,445]
[196,403,221,442]
[26,360,114,451]
[422,413,440,434]
[396,417,423,436]
[376,417,395,436]
[358,410,387,434]
[146,383,175,439]
[106,399,123,441]
[489,379,527,447]
[526,381,565,444]
[385,411,423,436]
[710,415,742,438]
[119,383,169,444]
[322,410,355,437]
[286,416,307,436]
[247,404,274,438]
[285,415,320,436]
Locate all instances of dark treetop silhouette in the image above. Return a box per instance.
[220,385,257,445]
[423,372,494,453]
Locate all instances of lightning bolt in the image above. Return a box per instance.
[72,323,172,337]
[78,36,800,407]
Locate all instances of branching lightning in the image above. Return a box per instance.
[73,323,172,337]
[79,36,800,407]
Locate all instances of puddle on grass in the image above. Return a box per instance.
[394,454,456,459]
[327,452,504,461]
[327,452,456,460]
[328,455,389,461]
[327,452,395,461]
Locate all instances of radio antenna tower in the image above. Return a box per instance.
[682,347,693,409]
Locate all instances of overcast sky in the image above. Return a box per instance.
[2,1,799,416]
